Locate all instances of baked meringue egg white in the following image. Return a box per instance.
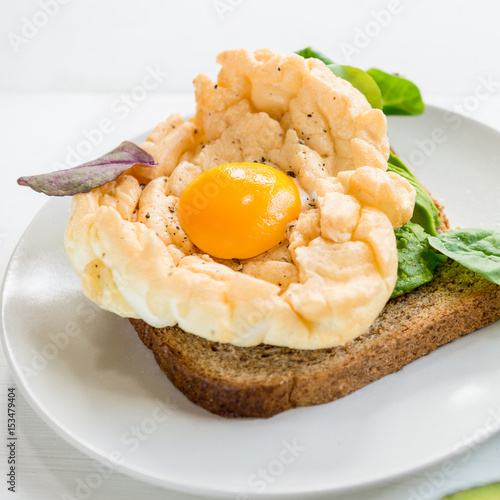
[64,48,416,350]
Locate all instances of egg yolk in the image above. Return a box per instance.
[177,163,301,260]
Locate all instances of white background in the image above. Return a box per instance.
[1,0,500,499]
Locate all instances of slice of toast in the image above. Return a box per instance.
[128,196,500,418]
[129,258,500,418]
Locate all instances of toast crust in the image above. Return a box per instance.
[130,260,500,418]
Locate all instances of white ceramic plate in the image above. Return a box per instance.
[2,105,500,499]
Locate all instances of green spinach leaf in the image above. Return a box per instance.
[392,222,447,298]
[326,63,383,110]
[295,48,382,109]
[387,152,441,235]
[428,229,500,285]
[366,68,424,116]
[296,47,424,115]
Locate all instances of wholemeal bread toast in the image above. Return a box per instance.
[129,204,500,418]
[130,261,500,418]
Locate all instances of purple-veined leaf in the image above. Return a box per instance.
[17,141,156,196]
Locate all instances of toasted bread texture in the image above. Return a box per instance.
[129,259,500,418]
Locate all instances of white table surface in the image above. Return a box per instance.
[2,1,500,499]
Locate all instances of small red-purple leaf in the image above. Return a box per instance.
[17,141,156,197]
